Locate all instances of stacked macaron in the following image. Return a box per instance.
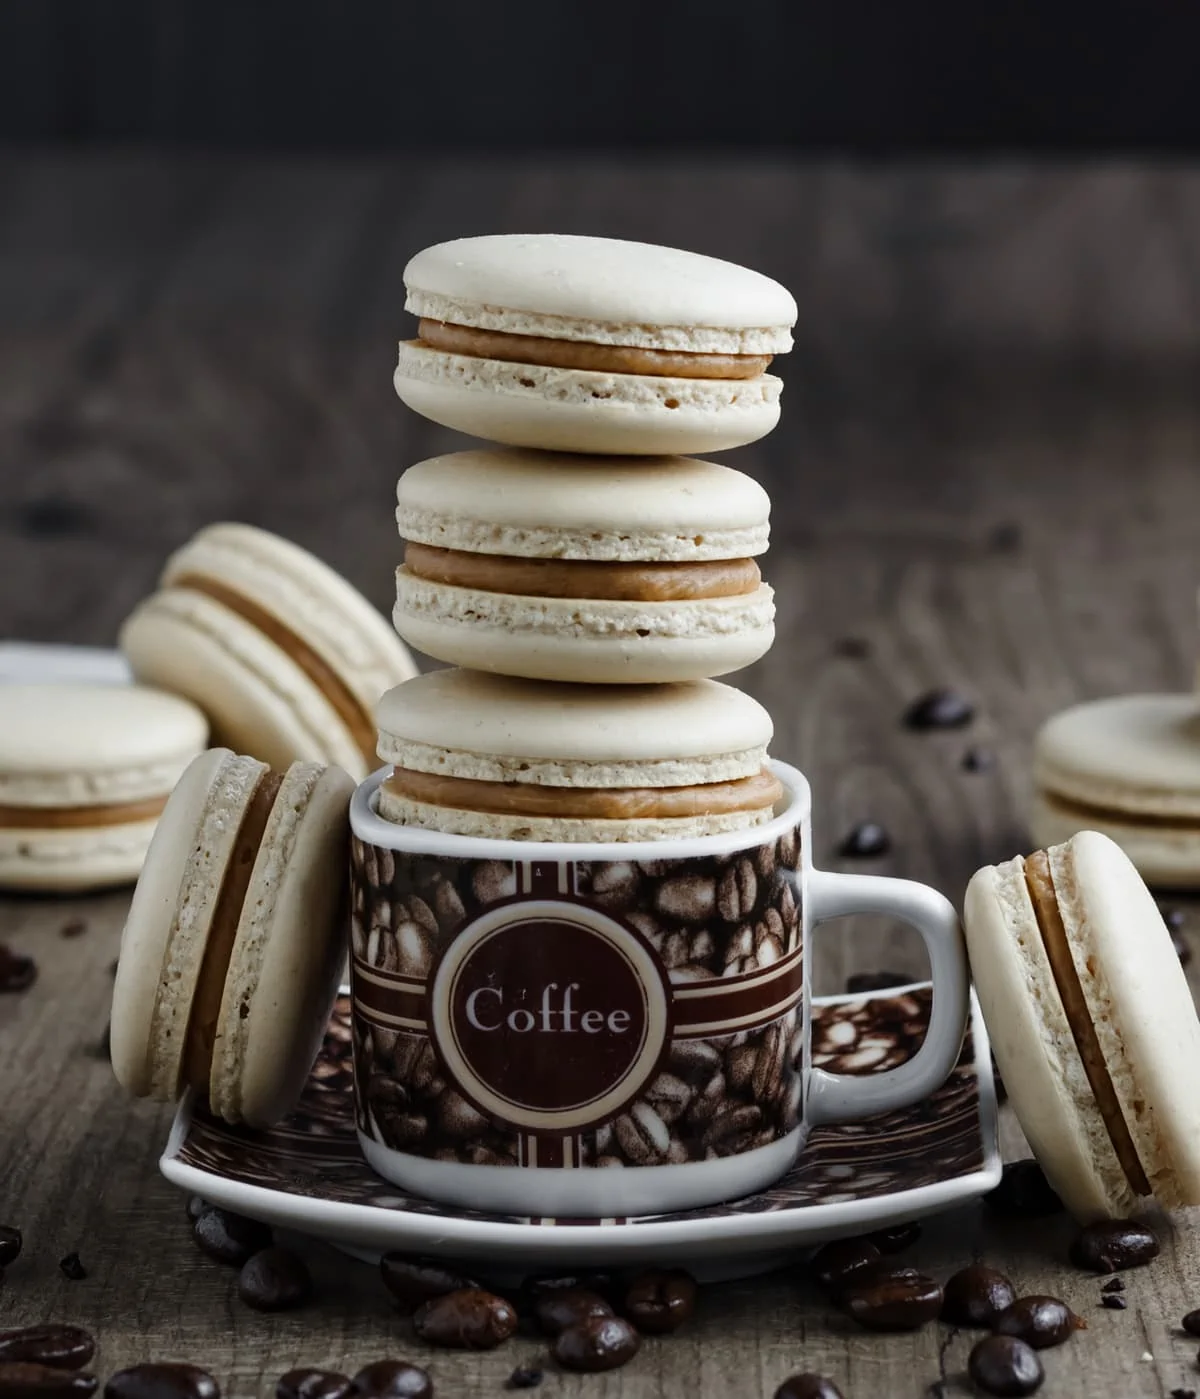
[381,233,797,840]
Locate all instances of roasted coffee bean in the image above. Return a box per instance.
[841,1268,943,1331]
[185,1197,208,1223]
[533,1288,612,1336]
[810,1238,882,1293]
[836,822,890,858]
[238,1246,312,1311]
[0,1364,97,1397]
[1164,907,1187,932]
[1100,1277,1124,1294]
[1170,1389,1197,1399]
[1101,1294,1127,1309]
[844,971,909,995]
[104,1365,219,1399]
[349,1361,431,1399]
[717,859,757,921]
[623,1268,697,1334]
[984,1161,1063,1218]
[867,1221,921,1254]
[994,1296,1083,1348]
[0,1228,21,1268]
[1183,1309,1200,1336]
[0,1328,95,1370]
[0,946,36,994]
[552,1315,640,1373]
[275,1371,350,1399]
[193,1207,272,1265]
[941,1265,1016,1328]
[58,1254,85,1282]
[833,636,871,659]
[1069,1218,1159,1273]
[904,688,975,730]
[987,521,1023,553]
[962,745,996,772]
[613,1103,670,1165]
[654,874,716,924]
[506,1369,542,1391]
[380,1253,478,1311]
[58,919,87,940]
[413,1288,518,1350]
[774,1378,844,1399]
[968,1335,1043,1396]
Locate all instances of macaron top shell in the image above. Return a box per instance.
[396,450,770,561]
[375,669,773,787]
[404,234,797,354]
[0,683,208,808]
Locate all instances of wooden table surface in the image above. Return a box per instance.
[3,151,1200,1398]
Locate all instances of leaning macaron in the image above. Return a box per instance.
[111,749,354,1128]
[120,523,418,781]
[0,683,207,892]
[1031,694,1200,888]
[394,449,774,684]
[374,669,781,842]
[964,830,1200,1221]
[395,234,796,455]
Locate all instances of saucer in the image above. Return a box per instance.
[161,984,1000,1280]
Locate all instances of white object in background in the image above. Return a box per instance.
[0,643,132,686]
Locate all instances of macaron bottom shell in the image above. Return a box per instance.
[1030,788,1200,889]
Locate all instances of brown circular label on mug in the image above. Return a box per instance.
[429,899,672,1133]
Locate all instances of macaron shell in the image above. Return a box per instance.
[963,858,1132,1219]
[0,819,162,893]
[393,352,782,456]
[209,762,354,1128]
[1049,831,1200,1208]
[1030,789,1200,889]
[121,589,368,779]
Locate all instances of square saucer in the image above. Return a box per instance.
[161,984,1000,1280]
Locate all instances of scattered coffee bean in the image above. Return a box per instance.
[968,1334,1043,1396]
[810,1238,882,1293]
[1184,1309,1200,1336]
[840,1268,943,1331]
[1069,1219,1159,1274]
[987,522,1023,553]
[58,1254,85,1282]
[1163,908,1187,932]
[524,1273,615,1308]
[837,822,890,858]
[275,1370,350,1399]
[962,745,996,772]
[0,947,36,994]
[533,1288,612,1337]
[0,1328,95,1370]
[1172,1389,1197,1399]
[553,1315,640,1373]
[186,1197,208,1224]
[238,1246,312,1311]
[984,1161,1063,1218]
[1172,931,1192,967]
[1101,1295,1127,1310]
[774,1377,844,1399]
[413,1288,518,1350]
[349,1362,431,1399]
[867,1221,921,1254]
[904,688,974,731]
[1100,1277,1124,1294]
[0,1364,97,1397]
[192,1207,272,1266]
[833,637,871,659]
[506,1369,542,1391]
[622,1268,697,1334]
[104,1366,218,1399]
[941,1265,1016,1328]
[844,971,909,995]
[58,920,87,941]
[994,1296,1083,1349]
[0,1229,21,1268]
[380,1254,478,1312]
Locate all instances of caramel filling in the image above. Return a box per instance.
[173,574,376,766]
[416,319,772,380]
[182,770,284,1094]
[403,543,761,602]
[384,766,783,820]
[0,795,168,829]
[1043,788,1200,831]
[1024,850,1151,1196]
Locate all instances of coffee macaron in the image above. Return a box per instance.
[111,749,354,1128]
[964,830,1200,1221]
[1030,694,1200,888]
[395,234,796,455]
[0,683,208,892]
[374,668,781,841]
[120,523,418,781]
[394,449,774,683]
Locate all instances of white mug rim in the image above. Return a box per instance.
[350,759,811,863]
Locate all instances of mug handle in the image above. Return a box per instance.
[801,869,970,1127]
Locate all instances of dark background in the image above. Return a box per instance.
[3,0,1200,152]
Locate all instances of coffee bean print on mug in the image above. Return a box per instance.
[348,828,803,1171]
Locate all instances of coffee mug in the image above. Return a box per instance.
[347,760,968,1218]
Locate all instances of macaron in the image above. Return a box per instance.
[1030,694,1200,888]
[393,449,774,683]
[120,523,418,781]
[111,749,354,1128]
[964,830,1200,1221]
[374,668,781,842]
[0,683,208,892]
[394,234,796,455]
